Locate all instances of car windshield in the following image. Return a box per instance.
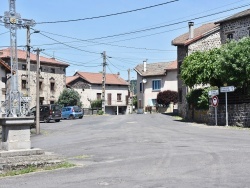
[51,105,60,111]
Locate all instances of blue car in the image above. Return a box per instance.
[61,106,83,119]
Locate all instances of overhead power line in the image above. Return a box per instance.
[37,31,100,55]
[36,0,179,24]
[38,30,174,52]
[87,3,250,40]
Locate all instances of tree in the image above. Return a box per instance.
[181,37,250,91]
[181,48,222,88]
[57,89,82,107]
[218,37,250,92]
[157,90,178,107]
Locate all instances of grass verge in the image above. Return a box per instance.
[0,162,75,178]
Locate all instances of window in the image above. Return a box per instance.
[50,82,55,91]
[140,82,143,93]
[97,93,101,100]
[51,68,55,73]
[152,80,161,91]
[22,64,26,70]
[39,81,42,90]
[21,80,26,89]
[50,101,54,104]
[117,93,122,101]
[227,33,233,40]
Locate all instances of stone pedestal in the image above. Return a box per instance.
[0,117,35,151]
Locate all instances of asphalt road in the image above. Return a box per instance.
[1,113,250,188]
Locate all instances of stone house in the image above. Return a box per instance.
[66,71,129,115]
[0,48,69,107]
[134,60,177,112]
[215,9,250,44]
[172,22,221,118]
[0,58,11,103]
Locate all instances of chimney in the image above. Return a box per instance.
[117,72,120,76]
[143,60,147,72]
[188,22,194,39]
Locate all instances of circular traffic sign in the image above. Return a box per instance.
[212,96,219,107]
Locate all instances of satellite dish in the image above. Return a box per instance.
[142,79,147,83]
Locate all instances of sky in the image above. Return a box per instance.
[0,0,250,81]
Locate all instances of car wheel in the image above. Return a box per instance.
[43,116,50,123]
[79,116,83,119]
[69,115,74,120]
[55,119,60,122]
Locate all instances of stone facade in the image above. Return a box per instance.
[16,60,67,107]
[188,103,250,127]
[219,17,250,44]
[176,29,221,118]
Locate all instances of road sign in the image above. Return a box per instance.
[220,86,235,93]
[212,96,219,107]
[208,90,219,96]
[21,97,31,102]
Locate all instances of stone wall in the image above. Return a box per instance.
[188,31,221,54]
[220,16,250,44]
[187,103,250,127]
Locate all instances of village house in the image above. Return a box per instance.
[0,58,11,103]
[0,48,69,107]
[172,9,250,126]
[172,22,221,118]
[66,71,129,115]
[215,9,250,43]
[134,60,177,112]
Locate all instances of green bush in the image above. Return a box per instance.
[186,87,212,110]
[97,110,104,115]
[91,99,102,109]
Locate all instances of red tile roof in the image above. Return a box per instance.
[134,60,177,77]
[66,75,79,85]
[72,72,129,86]
[172,23,219,46]
[0,58,11,72]
[0,48,69,67]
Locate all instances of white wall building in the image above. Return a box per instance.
[66,71,129,115]
[134,60,177,111]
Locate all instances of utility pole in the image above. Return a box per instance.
[34,48,43,135]
[26,26,31,109]
[101,51,107,113]
[127,69,133,114]
[26,27,39,111]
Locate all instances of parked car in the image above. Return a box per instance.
[29,104,61,123]
[61,106,83,119]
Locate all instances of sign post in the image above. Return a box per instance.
[211,95,219,126]
[220,86,235,126]
[209,90,219,126]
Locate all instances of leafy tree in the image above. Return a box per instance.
[181,37,250,92]
[57,89,82,107]
[157,90,178,107]
[181,48,222,87]
[186,87,211,110]
[218,37,250,92]
[90,99,102,109]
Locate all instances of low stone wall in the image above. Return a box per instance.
[187,103,250,127]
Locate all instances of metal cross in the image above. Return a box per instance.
[0,0,35,117]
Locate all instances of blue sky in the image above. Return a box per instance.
[0,0,250,80]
